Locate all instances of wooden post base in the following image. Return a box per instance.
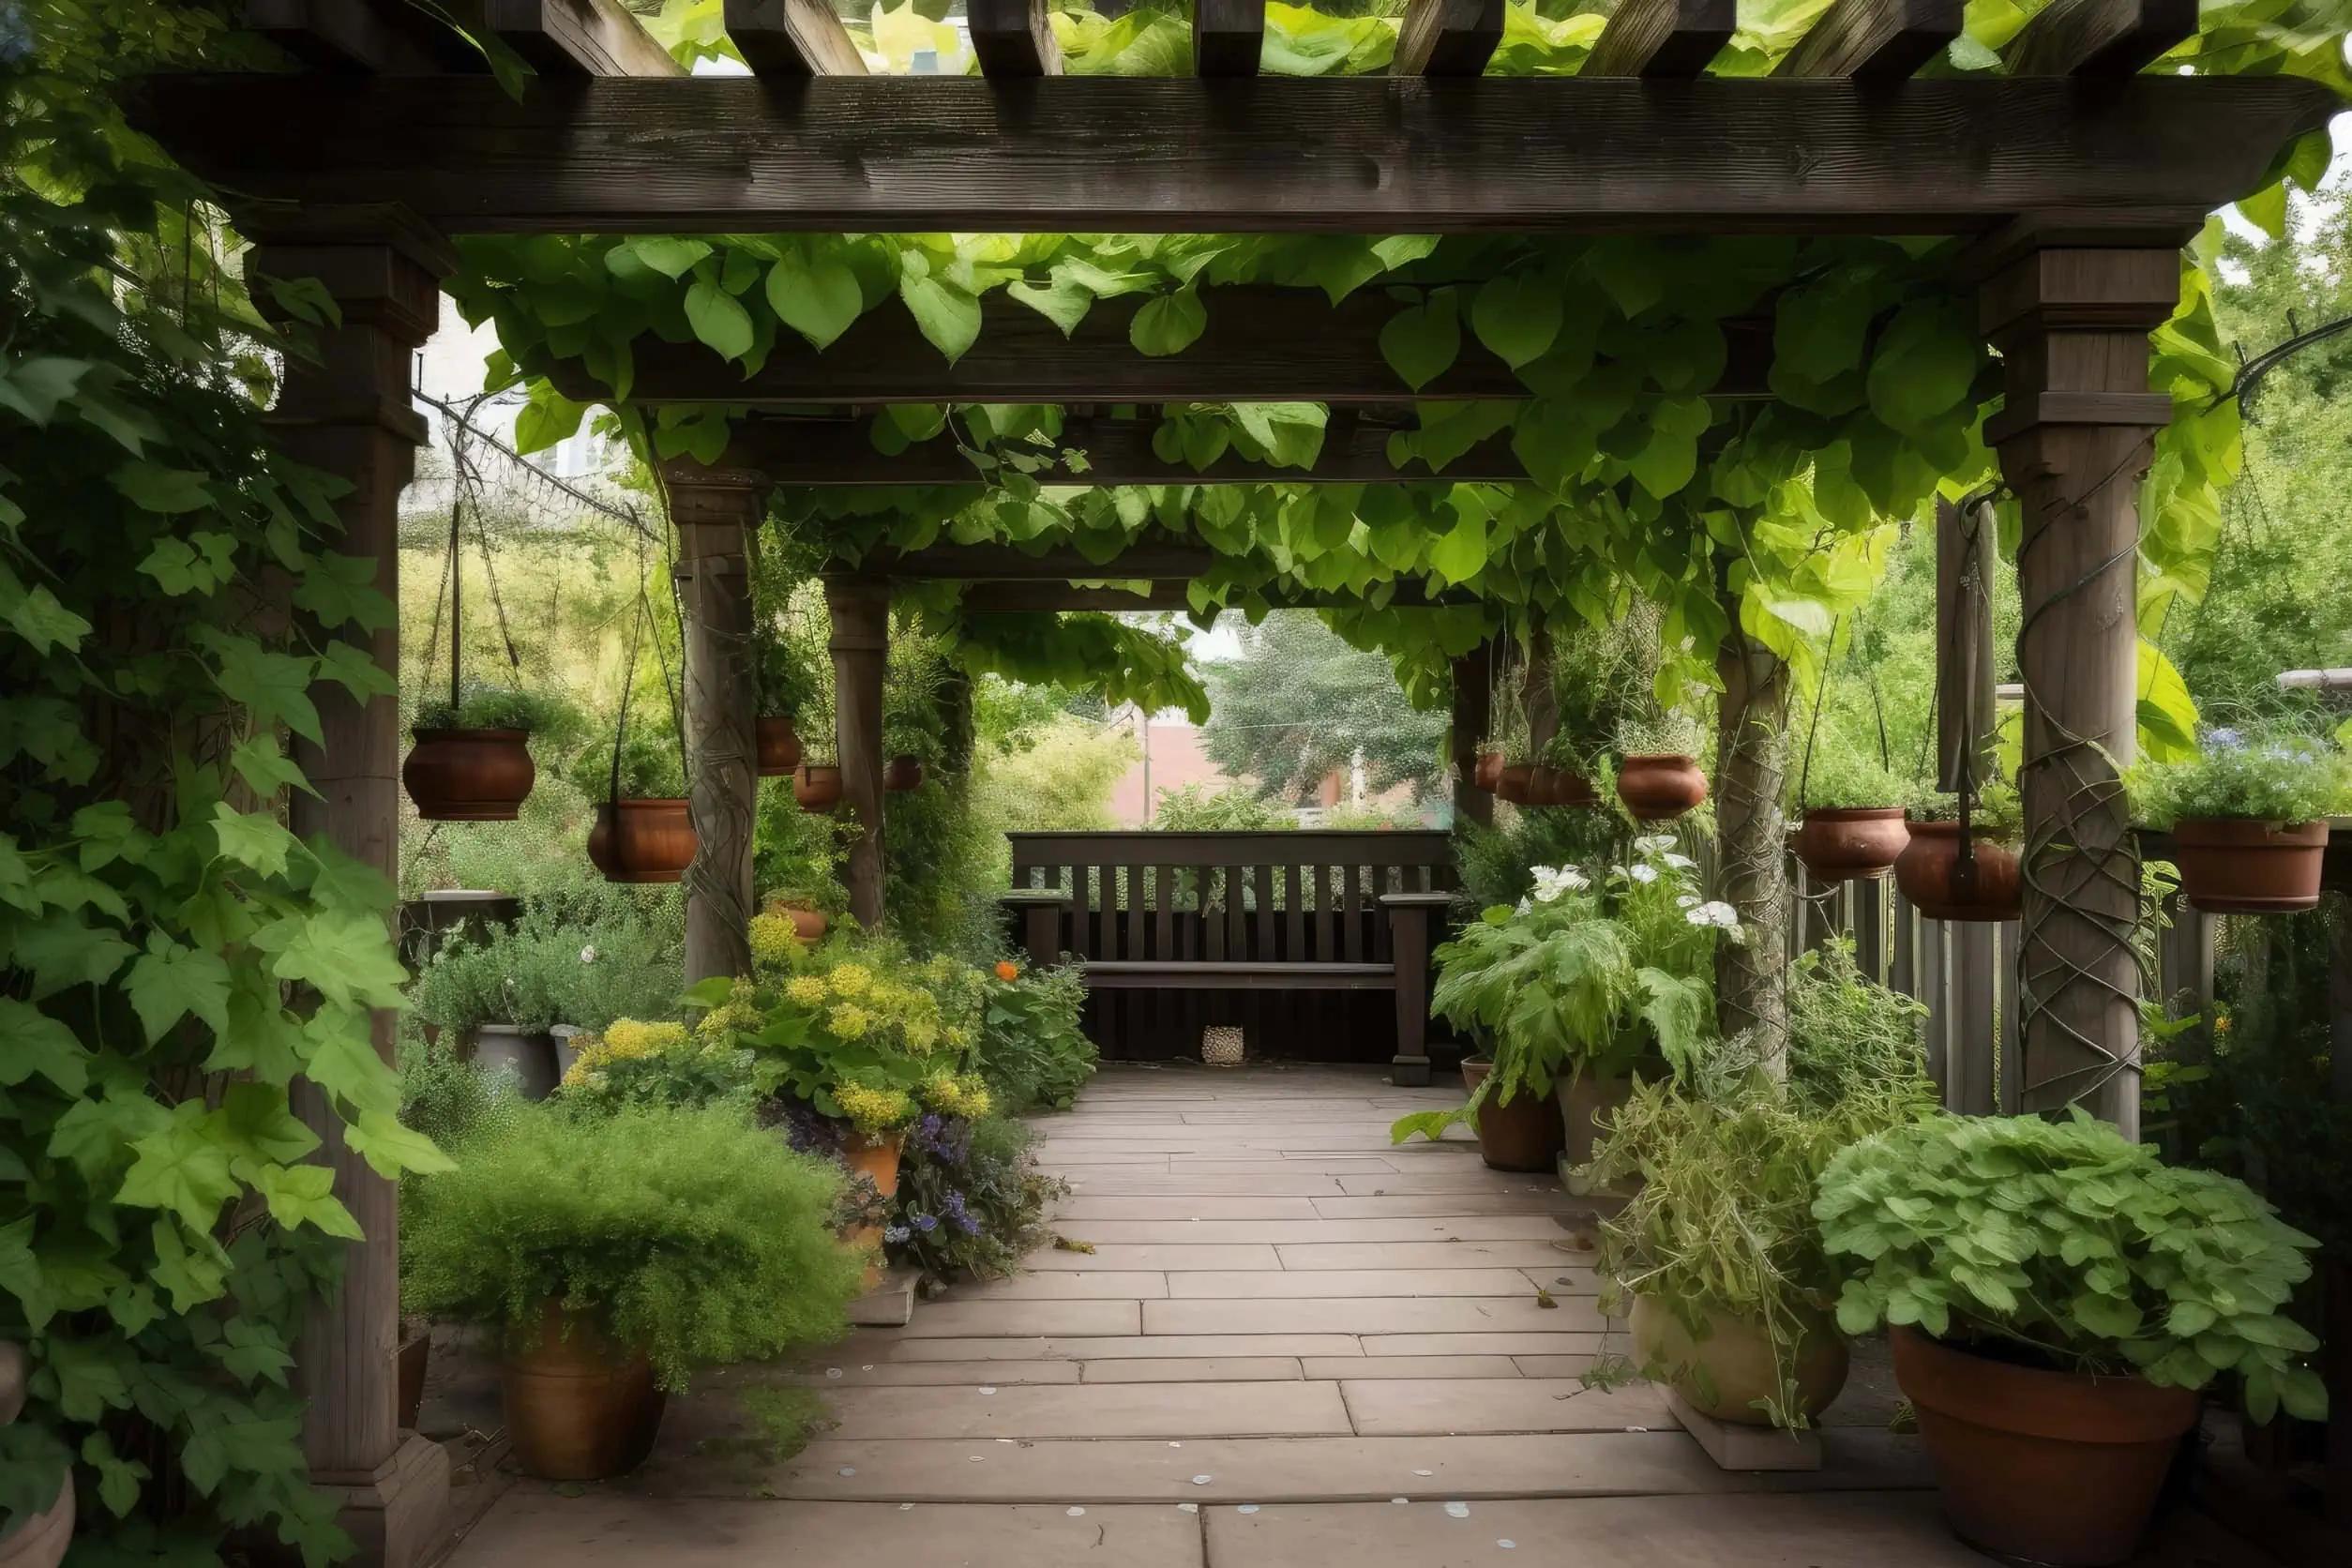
[1388,1054,1432,1087]
[1663,1389,1823,1472]
[301,1432,451,1568]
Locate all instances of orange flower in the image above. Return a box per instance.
[994,959,1020,983]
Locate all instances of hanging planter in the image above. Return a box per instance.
[1616,754,1708,822]
[586,798,695,884]
[1472,747,1504,790]
[1795,807,1909,881]
[1530,765,1599,808]
[754,715,803,777]
[2133,736,2344,914]
[403,725,535,822]
[1492,763,1535,805]
[792,763,844,812]
[2169,819,2329,914]
[884,754,924,792]
[1894,820,2020,922]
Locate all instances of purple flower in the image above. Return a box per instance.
[912,1213,939,1233]
[942,1190,979,1235]
[2203,726,2247,751]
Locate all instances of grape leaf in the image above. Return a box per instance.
[765,253,866,350]
[684,278,755,361]
[1379,292,1460,393]
[124,932,232,1044]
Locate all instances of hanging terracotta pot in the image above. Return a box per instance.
[1460,1057,1563,1173]
[754,715,803,777]
[1794,807,1909,881]
[501,1303,668,1482]
[1893,821,2021,922]
[1472,748,1505,790]
[1530,766,1599,808]
[1493,763,1535,805]
[2169,818,2328,914]
[778,902,828,943]
[1891,1327,2197,1566]
[585,799,695,884]
[1615,754,1709,822]
[792,763,843,812]
[885,754,924,792]
[401,728,535,822]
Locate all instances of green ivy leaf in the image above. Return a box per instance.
[0,998,89,1093]
[1006,278,1093,339]
[291,552,395,634]
[300,1003,401,1116]
[229,733,319,801]
[117,1108,241,1233]
[44,1334,134,1422]
[684,278,755,361]
[1470,273,1562,370]
[512,390,586,456]
[1379,292,1461,393]
[109,460,212,514]
[248,1163,362,1243]
[210,803,298,879]
[216,1082,321,1168]
[178,1411,304,1500]
[765,253,866,351]
[46,1090,168,1184]
[343,1110,456,1182]
[3,578,93,656]
[900,274,984,365]
[1864,298,1978,433]
[1129,288,1207,357]
[81,1431,151,1518]
[255,911,406,1011]
[125,932,233,1044]
[315,641,396,703]
[11,914,135,998]
[204,633,322,746]
[0,355,92,425]
[626,236,712,279]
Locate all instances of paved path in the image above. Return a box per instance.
[443,1063,2259,1565]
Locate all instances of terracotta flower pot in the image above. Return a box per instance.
[397,1325,430,1432]
[585,798,695,884]
[1630,1296,1849,1427]
[1531,767,1599,808]
[1557,1070,1636,1193]
[885,754,924,792]
[465,1023,560,1100]
[501,1304,668,1482]
[842,1130,904,1201]
[1493,763,1535,805]
[1460,1057,1564,1173]
[1893,821,2021,922]
[1473,748,1504,790]
[0,1341,72,1568]
[781,903,828,943]
[1616,753,1708,822]
[2170,817,2328,914]
[754,715,803,777]
[1794,807,1909,882]
[792,763,843,812]
[401,728,535,822]
[1891,1327,2197,1566]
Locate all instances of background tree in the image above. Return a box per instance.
[1201,612,1447,805]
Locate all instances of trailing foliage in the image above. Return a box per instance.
[2130,724,2350,827]
[400,1102,863,1389]
[1815,1109,2327,1422]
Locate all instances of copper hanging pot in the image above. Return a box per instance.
[1615,754,1708,822]
[792,764,844,812]
[586,799,695,884]
[755,716,803,778]
[402,728,535,822]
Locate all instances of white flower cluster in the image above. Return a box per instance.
[1529,865,1590,903]
[1684,900,1740,929]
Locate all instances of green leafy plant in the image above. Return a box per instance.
[1814,1110,2327,1423]
[1618,709,1704,759]
[1907,776,2022,837]
[977,959,1098,1113]
[1795,731,1913,811]
[2130,726,2350,827]
[400,1101,864,1389]
[566,729,688,800]
[413,682,581,738]
[555,1017,753,1114]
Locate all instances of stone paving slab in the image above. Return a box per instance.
[1310,1195,1589,1218]
[1050,1196,1325,1220]
[1339,1379,1677,1436]
[897,1300,1142,1338]
[822,1380,1351,1440]
[1165,1269,1546,1300]
[1021,1243,1283,1272]
[1078,1357,1304,1382]
[1145,1296,1608,1336]
[1049,1217,1576,1245]
[445,1496,1205,1567]
[952,1271,1168,1300]
[1200,1492,1985,1567]
[873,1334,1365,1363]
[1298,1355,1525,1381]
[1360,1333,1614,1358]
[1276,1242,1601,1273]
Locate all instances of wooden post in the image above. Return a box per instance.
[1935,494,1998,796]
[1450,639,1492,827]
[1714,598,1792,1073]
[247,210,450,1568]
[1982,241,2180,1134]
[826,577,889,927]
[1380,892,1454,1087]
[664,459,765,983]
[1003,887,1068,968]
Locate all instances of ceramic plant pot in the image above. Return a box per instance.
[401,728,535,822]
[1891,1327,2197,1566]
[781,903,828,943]
[1557,1070,1636,1193]
[755,715,803,777]
[1893,821,2021,922]
[842,1130,905,1200]
[0,1341,72,1568]
[885,754,924,792]
[1615,754,1708,822]
[586,798,695,884]
[2169,818,2328,914]
[501,1304,667,1483]
[1531,767,1599,808]
[792,763,844,812]
[1493,764,1536,806]
[1630,1296,1849,1427]
[466,1023,560,1100]
[1794,807,1909,881]
[1460,1057,1564,1173]
[1473,749,1504,790]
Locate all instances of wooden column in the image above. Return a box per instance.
[1714,593,1792,1073]
[1981,241,2180,1133]
[1380,891,1455,1087]
[826,577,890,927]
[663,459,765,983]
[1935,492,2002,1112]
[247,209,450,1568]
[1450,639,1493,828]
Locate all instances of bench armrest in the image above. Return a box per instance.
[1377,891,1456,912]
[1000,887,1071,968]
[1000,888,1072,910]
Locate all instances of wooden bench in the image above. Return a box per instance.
[1001,830,1455,1083]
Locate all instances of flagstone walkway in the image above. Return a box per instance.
[435,1063,2269,1566]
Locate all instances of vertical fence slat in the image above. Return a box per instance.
[1997,918,2022,1114]
[1342,863,1365,962]
[1921,917,1950,1102]
[1155,864,1176,962]
[1250,865,1273,960]
[1951,922,1998,1116]
[1853,876,1887,982]
[1283,864,1304,961]
[1890,891,1917,999]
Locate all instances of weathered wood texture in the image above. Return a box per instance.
[1771,0,1959,81]
[484,0,684,76]
[723,411,1528,484]
[1393,0,1505,76]
[1192,0,1267,76]
[1934,494,1997,793]
[722,0,867,74]
[2001,0,2196,77]
[826,578,889,929]
[1983,245,2180,1135]
[664,460,764,984]
[249,217,452,1568]
[955,580,1477,613]
[542,290,1772,405]
[1583,0,1735,77]
[127,75,2338,234]
[1450,641,1493,829]
[969,0,1062,76]
[1714,603,1791,1073]
[241,0,457,71]
[878,541,1214,581]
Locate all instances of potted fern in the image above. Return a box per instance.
[2132,727,2347,913]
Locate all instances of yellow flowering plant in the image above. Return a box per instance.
[558,1017,754,1114]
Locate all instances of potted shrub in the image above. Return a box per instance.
[574,734,695,883]
[1817,1112,2325,1565]
[1792,740,1911,881]
[401,1101,864,1481]
[406,922,567,1099]
[758,884,841,945]
[2132,727,2348,914]
[888,1102,1069,1289]
[402,684,575,822]
[1894,781,2021,921]
[1614,711,1708,822]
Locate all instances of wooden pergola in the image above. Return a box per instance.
[129,2,2339,1560]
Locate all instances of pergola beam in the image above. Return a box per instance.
[2001,0,2196,77]
[970,0,1063,77]
[127,75,2335,234]
[1393,0,1505,77]
[721,0,867,74]
[881,543,1218,581]
[240,0,462,72]
[955,580,1478,612]
[483,0,684,76]
[1192,0,1266,76]
[1772,0,1960,81]
[1583,0,1735,78]
[538,289,1773,404]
